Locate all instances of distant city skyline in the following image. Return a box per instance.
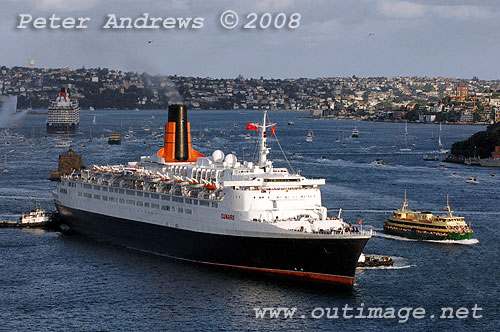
[1,0,500,80]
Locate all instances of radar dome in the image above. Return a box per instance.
[224,154,237,167]
[212,150,225,163]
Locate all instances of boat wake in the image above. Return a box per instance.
[363,225,383,232]
[306,157,437,172]
[359,264,415,270]
[358,255,415,270]
[425,239,479,245]
[374,232,479,245]
[374,232,417,241]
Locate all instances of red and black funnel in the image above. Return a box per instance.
[157,104,205,162]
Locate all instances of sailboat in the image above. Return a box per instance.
[306,130,313,142]
[438,123,449,153]
[2,155,8,173]
[92,115,97,125]
[400,121,412,152]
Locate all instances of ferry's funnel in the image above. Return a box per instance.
[157,104,205,162]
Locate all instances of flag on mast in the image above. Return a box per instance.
[246,123,258,131]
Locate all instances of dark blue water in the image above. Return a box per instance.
[1,110,498,331]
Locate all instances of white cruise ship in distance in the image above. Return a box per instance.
[53,105,372,288]
[47,88,80,136]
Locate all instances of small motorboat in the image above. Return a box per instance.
[357,254,394,267]
[55,139,72,148]
[464,176,479,184]
[423,154,440,161]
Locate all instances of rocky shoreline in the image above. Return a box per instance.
[444,122,500,165]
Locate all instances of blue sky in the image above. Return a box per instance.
[1,0,499,79]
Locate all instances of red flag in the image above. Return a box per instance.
[358,220,362,225]
[271,125,276,135]
[246,123,258,131]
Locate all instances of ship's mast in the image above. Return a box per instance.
[438,123,442,147]
[401,190,408,212]
[257,111,275,170]
[446,194,453,217]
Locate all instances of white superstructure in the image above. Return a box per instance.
[47,89,80,126]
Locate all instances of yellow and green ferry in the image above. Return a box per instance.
[383,192,473,241]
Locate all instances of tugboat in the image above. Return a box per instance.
[0,200,54,228]
[383,192,473,240]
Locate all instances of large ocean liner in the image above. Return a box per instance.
[53,105,372,287]
[46,88,80,135]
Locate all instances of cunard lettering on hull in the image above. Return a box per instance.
[53,104,372,288]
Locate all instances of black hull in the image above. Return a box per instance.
[47,123,77,136]
[56,204,369,288]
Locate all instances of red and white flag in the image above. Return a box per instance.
[246,123,258,131]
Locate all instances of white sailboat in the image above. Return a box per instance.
[438,123,442,147]
[92,115,97,125]
[400,121,412,152]
[306,130,313,142]
[438,123,449,153]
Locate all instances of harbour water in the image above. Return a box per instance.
[1,110,498,331]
